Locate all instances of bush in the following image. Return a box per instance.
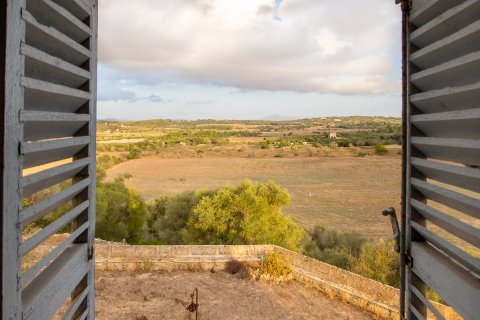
[375,144,388,155]
[186,180,305,251]
[352,239,400,287]
[96,177,148,243]
[256,252,291,281]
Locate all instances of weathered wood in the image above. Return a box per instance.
[23,9,90,66]
[61,285,88,320]
[410,137,480,166]
[411,108,480,139]
[411,178,480,219]
[22,244,89,320]
[22,43,91,88]
[26,0,91,43]
[22,77,90,100]
[51,0,92,21]
[20,158,89,196]
[409,284,446,320]
[85,2,97,317]
[21,136,89,169]
[411,221,480,275]
[411,0,480,47]
[410,80,480,113]
[411,21,480,69]
[411,157,480,193]
[20,201,88,256]
[22,111,90,141]
[410,50,480,90]
[2,1,25,318]
[409,304,427,320]
[411,242,480,320]
[20,222,88,288]
[20,178,90,225]
[411,199,480,248]
[410,0,461,27]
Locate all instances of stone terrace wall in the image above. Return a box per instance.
[90,243,460,320]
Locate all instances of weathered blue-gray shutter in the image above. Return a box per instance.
[403,1,480,319]
[2,0,97,318]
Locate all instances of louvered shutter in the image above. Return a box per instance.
[402,1,480,319]
[2,0,97,319]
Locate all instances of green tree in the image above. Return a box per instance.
[186,180,305,251]
[96,177,147,243]
[352,239,400,287]
[147,190,213,244]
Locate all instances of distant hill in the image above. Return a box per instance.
[260,114,299,121]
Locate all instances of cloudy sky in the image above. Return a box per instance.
[98,0,402,120]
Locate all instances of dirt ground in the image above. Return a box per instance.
[95,271,375,320]
[106,155,401,238]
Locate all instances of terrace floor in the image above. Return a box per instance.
[95,270,375,320]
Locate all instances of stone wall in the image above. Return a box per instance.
[90,242,460,320]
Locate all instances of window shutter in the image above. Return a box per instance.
[403,1,480,319]
[2,0,97,319]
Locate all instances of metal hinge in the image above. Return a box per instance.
[400,253,413,268]
[88,246,94,260]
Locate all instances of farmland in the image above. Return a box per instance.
[100,117,402,238]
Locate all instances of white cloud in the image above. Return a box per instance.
[99,0,400,94]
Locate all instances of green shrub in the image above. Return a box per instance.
[352,239,400,287]
[257,252,291,279]
[187,180,305,251]
[375,144,388,155]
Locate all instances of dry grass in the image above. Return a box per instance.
[95,271,374,320]
[106,154,401,238]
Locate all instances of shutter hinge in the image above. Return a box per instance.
[401,253,413,268]
[88,246,95,260]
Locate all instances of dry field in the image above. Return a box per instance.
[106,155,401,238]
[95,271,374,320]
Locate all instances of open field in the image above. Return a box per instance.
[95,271,374,320]
[106,155,401,238]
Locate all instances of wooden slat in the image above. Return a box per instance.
[21,158,90,196]
[77,308,89,320]
[21,136,89,169]
[411,158,480,193]
[23,9,90,66]
[410,50,480,90]
[22,44,90,89]
[20,201,88,256]
[411,222,480,275]
[51,0,91,21]
[410,81,480,113]
[410,0,480,48]
[410,0,463,27]
[22,244,89,320]
[20,178,90,225]
[411,242,480,320]
[411,21,480,70]
[411,137,480,166]
[411,199,480,248]
[409,284,446,320]
[61,286,88,320]
[410,304,427,320]
[22,77,90,100]
[21,111,90,141]
[23,77,90,113]
[26,0,91,43]
[411,178,480,219]
[21,222,89,288]
[411,108,480,139]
